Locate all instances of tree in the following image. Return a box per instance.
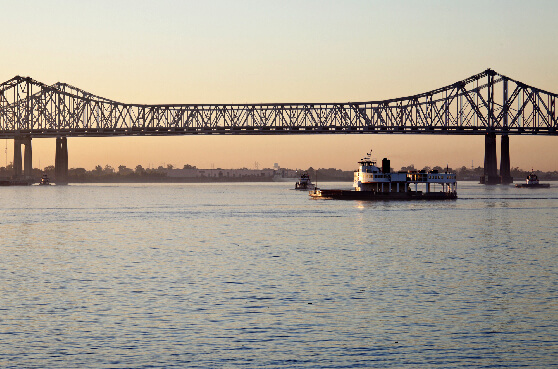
[399,164,416,172]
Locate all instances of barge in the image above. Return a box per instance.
[310,153,457,200]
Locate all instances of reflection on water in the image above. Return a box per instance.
[0,182,557,368]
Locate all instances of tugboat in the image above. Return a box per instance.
[515,171,550,188]
[39,174,51,185]
[295,172,315,190]
[310,152,457,200]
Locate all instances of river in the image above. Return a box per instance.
[1,181,556,368]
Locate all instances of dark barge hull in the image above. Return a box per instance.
[310,189,457,200]
[515,183,550,188]
[0,179,35,186]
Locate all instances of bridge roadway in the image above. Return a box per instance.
[1,69,556,184]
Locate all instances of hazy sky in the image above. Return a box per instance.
[1,0,557,171]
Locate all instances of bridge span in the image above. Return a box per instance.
[1,69,556,184]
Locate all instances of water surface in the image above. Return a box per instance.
[1,182,557,368]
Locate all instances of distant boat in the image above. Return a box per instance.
[39,174,51,186]
[294,172,315,190]
[515,171,550,188]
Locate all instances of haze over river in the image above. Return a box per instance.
[1,182,556,368]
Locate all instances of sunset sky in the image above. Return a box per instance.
[1,0,557,171]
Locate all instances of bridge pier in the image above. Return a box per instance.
[13,137,33,179]
[55,137,68,184]
[13,139,22,178]
[23,138,32,178]
[482,132,500,185]
[500,135,513,184]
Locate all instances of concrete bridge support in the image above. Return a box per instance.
[55,137,68,184]
[13,139,22,178]
[13,137,32,179]
[500,135,513,184]
[23,137,32,178]
[483,133,500,184]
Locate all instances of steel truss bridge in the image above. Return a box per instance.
[0,69,556,184]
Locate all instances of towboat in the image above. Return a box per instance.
[39,174,51,185]
[310,152,457,200]
[295,172,315,190]
[515,171,550,188]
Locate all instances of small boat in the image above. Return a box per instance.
[515,171,550,188]
[310,151,457,200]
[295,172,315,190]
[39,174,51,185]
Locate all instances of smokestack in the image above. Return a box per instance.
[382,158,390,173]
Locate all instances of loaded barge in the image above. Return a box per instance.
[310,153,457,200]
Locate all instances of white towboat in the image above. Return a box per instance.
[294,172,315,190]
[515,171,550,188]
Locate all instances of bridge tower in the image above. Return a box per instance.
[482,70,501,185]
[499,79,513,184]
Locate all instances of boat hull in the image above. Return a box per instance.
[295,184,315,191]
[0,179,35,186]
[310,189,457,200]
[515,183,550,188]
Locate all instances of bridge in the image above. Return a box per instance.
[1,69,556,184]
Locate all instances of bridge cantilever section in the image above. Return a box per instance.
[0,69,556,184]
[1,69,557,138]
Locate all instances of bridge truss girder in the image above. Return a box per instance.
[0,69,556,139]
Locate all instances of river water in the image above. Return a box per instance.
[1,181,556,368]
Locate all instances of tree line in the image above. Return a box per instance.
[1,162,557,182]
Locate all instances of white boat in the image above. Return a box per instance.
[294,172,315,190]
[515,171,550,188]
[310,152,457,200]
